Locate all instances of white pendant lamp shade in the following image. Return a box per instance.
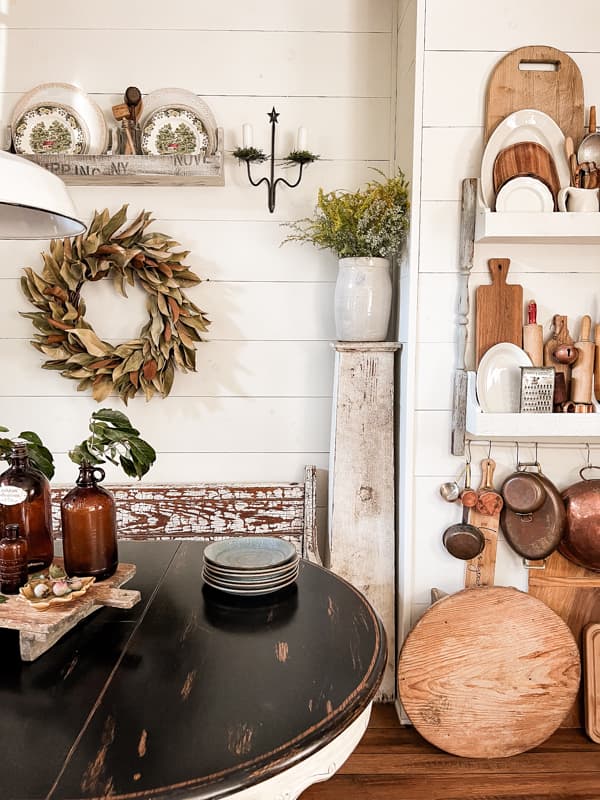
[0,151,86,239]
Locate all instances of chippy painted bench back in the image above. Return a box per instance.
[50,465,319,562]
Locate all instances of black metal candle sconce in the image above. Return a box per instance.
[233,107,319,213]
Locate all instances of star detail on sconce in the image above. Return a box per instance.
[268,107,280,124]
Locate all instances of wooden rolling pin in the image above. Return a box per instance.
[595,323,600,403]
[523,300,543,366]
[544,315,574,395]
[571,315,595,404]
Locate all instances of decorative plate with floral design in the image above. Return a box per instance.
[13,104,88,155]
[141,107,209,156]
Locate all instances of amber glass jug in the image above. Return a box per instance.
[61,463,118,580]
[0,440,53,571]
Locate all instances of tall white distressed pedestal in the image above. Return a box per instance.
[328,342,400,702]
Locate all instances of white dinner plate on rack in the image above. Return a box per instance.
[11,82,108,155]
[495,176,555,213]
[480,109,569,210]
[476,343,532,413]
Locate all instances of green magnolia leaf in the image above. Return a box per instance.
[92,408,138,432]
[119,454,139,478]
[0,426,8,433]
[0,596,6,604]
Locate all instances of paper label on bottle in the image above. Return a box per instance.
[0,486,27,506]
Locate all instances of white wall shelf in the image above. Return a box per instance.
[465,372,600,442]
[475,208,600,244]
[20,128,225,186]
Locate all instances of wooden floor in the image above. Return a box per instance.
[301,705,600,800]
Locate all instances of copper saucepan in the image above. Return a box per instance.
[560,465,600,571]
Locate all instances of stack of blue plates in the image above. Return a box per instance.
[202,537,299,596]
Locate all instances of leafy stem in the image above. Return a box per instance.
[69,409,156,480]
[0,426,55,479]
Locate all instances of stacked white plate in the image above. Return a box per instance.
[202,537,299,596]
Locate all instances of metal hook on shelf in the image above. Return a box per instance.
[487,440,493,459]
[586,442,592,470]
[465,439,472,465]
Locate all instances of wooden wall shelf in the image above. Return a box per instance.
[465,372,600,442]
[475,208,600,244]
[21,128,225,186]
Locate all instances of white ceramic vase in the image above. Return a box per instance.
[334,257,392,341]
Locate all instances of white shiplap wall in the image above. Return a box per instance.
[399,0,600,632]
[0,0,396,544]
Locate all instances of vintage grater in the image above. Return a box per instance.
[519,367,555,413]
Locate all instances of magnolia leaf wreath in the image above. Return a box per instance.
[20,205,210,404]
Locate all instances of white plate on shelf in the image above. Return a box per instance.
[495,176,555,213]
[11,82,108,155]
[476,343,532,413]
[138,88,217,155]
[480,109,570,210]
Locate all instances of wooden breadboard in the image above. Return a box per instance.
[584,623,600,743]
[0,561,139,661]
[484,45,585,149]
[475,259,523,367]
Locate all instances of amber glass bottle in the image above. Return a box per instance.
[61,464,118,580]
[0,523,28,593]
[0,440,53,571]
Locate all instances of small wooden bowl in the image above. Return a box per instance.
[493,142,560,209]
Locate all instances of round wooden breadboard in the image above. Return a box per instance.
[397,586,580,758]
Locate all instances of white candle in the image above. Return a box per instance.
[296,126,307,151]
[242,123,253,148]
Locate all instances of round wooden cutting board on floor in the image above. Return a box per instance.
[398,586,580,758]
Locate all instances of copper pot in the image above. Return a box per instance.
[500,468,566,561]
[560,466,600,571]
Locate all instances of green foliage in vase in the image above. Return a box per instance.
[69,408,156,480]
[0,427,54,479]
[282,168,410,259]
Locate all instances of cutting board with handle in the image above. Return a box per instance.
[529,551,600,728]
[475,258,523,366]
[484,45,585,149]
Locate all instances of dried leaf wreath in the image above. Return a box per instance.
[20,205,210,403]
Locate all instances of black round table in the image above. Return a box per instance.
[1,541,387,800]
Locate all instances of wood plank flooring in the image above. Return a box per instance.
[301,705,600,799]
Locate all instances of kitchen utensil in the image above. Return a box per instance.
[398,589,580,757]
[476,342,532,413]
[442,503,485,561]
[584,623,600,743]
[519,366,555,413]
[464,458,502,588]
[475,458,503,516]
[439,479,461,502]
[480,109,570,209]
[594,324,600,404]
[475,258,523,366]
[554,344,579,365]
[554,372,568,410]
[451,178,477,457]
[459,460,478,508]
[529,552,600,727]
[502,469,547,514]
[560,464,600,571]
[565,136,577,186]
[571,315,595,404]
[558,186,599,212]
[578,106,600,167]
[523,300,543,366]
[544,314,574,395]
[495,176,555,213]
[493,142,560,207]
[125,86,142,123]
[501,466,566,563]
[484,45,584,150]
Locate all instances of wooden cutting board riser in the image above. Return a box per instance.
[475,258,523,367]
[485,45,585,150]
[529,551,600,728]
